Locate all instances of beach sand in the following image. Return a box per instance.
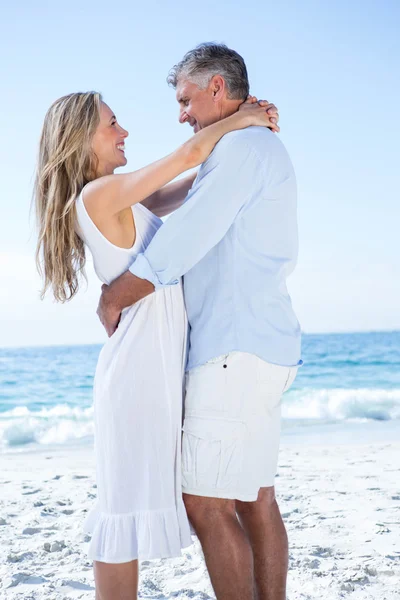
[0,438,399,599]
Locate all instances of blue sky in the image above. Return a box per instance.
[0,0,399,347]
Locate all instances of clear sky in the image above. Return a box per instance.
[0,0,399,348]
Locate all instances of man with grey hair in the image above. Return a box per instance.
[98,42,302,600]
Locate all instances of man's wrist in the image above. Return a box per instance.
[106,270,155,311]
[103,281,123,313]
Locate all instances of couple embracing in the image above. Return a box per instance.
[35,42,301,600]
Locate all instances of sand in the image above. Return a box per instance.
[0,438,399,599]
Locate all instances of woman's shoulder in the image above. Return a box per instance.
[79,177,109,212]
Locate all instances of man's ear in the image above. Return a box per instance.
[211,75,226,101]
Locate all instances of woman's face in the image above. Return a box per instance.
[91,102,129,176]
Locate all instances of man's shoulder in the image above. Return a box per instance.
[225,125,276,144]
[199,126,291,177]
[216,126,282,157]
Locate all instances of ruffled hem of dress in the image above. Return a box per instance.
[83,501,193,563]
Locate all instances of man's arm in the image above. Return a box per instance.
[97,276,155,336]
[98,134,263,334]
[133,136,263,283]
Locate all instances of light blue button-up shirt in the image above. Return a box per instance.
[130,126,302,371]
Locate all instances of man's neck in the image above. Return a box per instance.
[220,99,242,121]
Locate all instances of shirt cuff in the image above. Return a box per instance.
[129,253,179,290]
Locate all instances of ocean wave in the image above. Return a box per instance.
[283,388,400,422]
[1,389,400,450]
[0,404,94,449]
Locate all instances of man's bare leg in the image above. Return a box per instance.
[236,487,288,600]
[94,559,138,600]
[183,493,255,600]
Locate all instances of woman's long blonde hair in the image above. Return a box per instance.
[34,91,102,302]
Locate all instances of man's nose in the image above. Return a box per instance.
[179,110,188,124]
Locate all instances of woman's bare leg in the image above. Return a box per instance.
[94,559,139,600]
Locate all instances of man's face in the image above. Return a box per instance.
[176,79,220,133]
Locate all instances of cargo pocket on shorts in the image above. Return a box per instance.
[182,416,245,492]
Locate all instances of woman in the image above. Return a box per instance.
[34,92,279,599]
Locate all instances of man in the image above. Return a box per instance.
[98,43,302,600]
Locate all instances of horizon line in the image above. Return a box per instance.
[1,328,399,352]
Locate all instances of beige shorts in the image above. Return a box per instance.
[182,351,298,502]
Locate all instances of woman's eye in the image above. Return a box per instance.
[111,121,117,126]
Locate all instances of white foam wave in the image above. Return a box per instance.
[1,389,399,450]
[283,388,400,422]
[0,404,94,449]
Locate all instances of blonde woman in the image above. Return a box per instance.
[34,91,279,599]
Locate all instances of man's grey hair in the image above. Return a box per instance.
[167,43,249,101]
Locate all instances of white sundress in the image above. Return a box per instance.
[75,192,192,563]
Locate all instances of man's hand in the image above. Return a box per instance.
[96,271,155,337]
[97,284,122,337]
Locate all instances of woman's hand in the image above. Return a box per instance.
[239,95,280,133]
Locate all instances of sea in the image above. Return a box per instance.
[1,331,399,454]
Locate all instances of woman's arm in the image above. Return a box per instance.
[83,104,274,221]
[141,172,197,218]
